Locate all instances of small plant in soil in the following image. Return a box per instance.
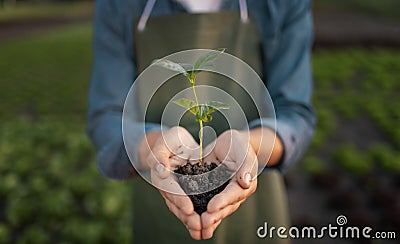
[154,49,231,214]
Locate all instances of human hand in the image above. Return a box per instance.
[201,129,258,239]
[143,126,202,239]
[151,169,202,239]
[145,126,199,178]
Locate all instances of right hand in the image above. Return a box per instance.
[145,126,199,177]
[141,126,203,239]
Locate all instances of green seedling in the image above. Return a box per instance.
[153,49,229,164]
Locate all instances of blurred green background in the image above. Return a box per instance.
[0,0,399,243]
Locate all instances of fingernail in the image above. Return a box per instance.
[156,164,165,176]
[244,172,251,185]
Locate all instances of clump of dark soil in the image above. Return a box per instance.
[174,162,231,215]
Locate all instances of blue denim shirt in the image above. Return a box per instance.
[87,0,316,179]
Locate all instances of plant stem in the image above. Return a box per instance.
[191,83,200,109]
[199,120,203,164]
[191,81,203,164]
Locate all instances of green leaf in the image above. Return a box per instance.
[195,113,201,121]
[179,63,196,82]
[173,98,198,115]
[152,59,187,76]
[203,115,212,122]
[179,63,194,72]
[193,48,225,71]
[197,105,216,122]
[205,101,230,110]
[196,101,229,122]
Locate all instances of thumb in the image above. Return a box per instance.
[237,171,252,189]
[147,141,171,179]
[236,148,258,189]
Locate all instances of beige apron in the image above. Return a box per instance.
[132,2,291,243]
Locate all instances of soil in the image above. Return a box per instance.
[174,162,231,215]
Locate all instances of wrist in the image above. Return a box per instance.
[248,127,283,167]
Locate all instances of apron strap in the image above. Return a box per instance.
[239,0,249,23]
[137,0,249,31]
[137,0,157,31]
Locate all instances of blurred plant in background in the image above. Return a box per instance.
[314,0,400,20]
[0,119,133,243]
[0,5,134,242]
[295,49,400,233]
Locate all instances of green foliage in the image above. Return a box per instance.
[153,49,228,123]
[153,48,225,83]
[173,99,229,122]
[369,144,400,173]
[193,48,225,71]
[0,22,136,243]
[152,59,188,76]
[153,49,228,162]
[310,108,335,150]
[0,23,92,119]
[0,223,10,244]
[302,155,325,174]
[197,101,230,122]
[0,118,133,243]
[333,144,373,175]
[172,98,197,114]
[0,1,93,22]
[314,0,400,20]
[310,49,399,178]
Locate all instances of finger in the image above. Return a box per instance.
[147,142,171,178]
[161,191,194,216]
[201,219,222,240]
[176,127,199,148]
[237,171,252,189]
[207,180,257,213]
[203,143,219,164]
[154,177,194,215]
[151,169,193,212]
[169,155,188,169]
[202,202,241,229]
[180,141,199,157]
[236,148,258,189]
[188,228,202,240]
[203,152,218,164]
[164,198,202,241]
[207,182,244,212]
[164,197,201,231]
[169,126,199,154]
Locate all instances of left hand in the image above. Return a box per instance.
[201,129,258,239]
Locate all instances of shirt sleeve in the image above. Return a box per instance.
[251,0,316,173]
[87,0,161,180]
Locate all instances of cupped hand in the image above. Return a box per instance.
[201,129,258,239]
[146,126,199,178]
[144,126,202,239]
[151,168,202,239]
